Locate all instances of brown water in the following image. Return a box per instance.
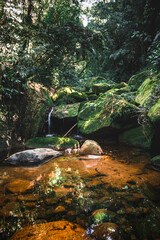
[0,145,160,239]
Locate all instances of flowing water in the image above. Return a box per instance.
[0,145,160,239]
[46,107,54,137]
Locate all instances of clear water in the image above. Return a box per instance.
[0,145,160,239]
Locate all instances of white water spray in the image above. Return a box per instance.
[46,107,54,137]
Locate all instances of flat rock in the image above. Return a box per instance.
[10,220,93,240]
[5,148,62,166]
[6,179,34,194]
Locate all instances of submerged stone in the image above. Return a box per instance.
[92,222,120,240]
[10,220,93,240]
[6,179,34,194]
[91,209,116,223]
[5,148,62,166]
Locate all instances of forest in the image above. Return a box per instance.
[0,0,160,239]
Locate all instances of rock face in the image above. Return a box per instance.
[5,148,62,166]
[10,221,93,240]
[78,91,138,136]
[79,140,103,155]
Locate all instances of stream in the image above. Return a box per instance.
[0,144,160,239]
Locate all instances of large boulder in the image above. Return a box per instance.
[4,148,62,166]
[25,137,79,149]
[92,83,112,95]
[151,155,160,168]
[10,221,93,240]
[119,125,154,149]
[128,70,151,91]
[78,91,138,136]
[79,140,103,155]
[52,87,87,105]
[52,103,80,119]
[148,98,160,123]
[135,76,160,106]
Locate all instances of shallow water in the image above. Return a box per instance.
[0,145,160,239]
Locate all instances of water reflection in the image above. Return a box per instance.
[0,146,160,239]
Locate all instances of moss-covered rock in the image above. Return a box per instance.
[121,92,136,104]
[151,155,160,167]
[128,70,151,90]
[114,82,128,89]
[84,76,114,91]
[78,91,138,136]
[119,125,154,149]
[52,87,87,105]
[53,103,80,119]
[92,83,112,94]
[26,137,79,149]
[148,98,160,122]
[135,77,159,106]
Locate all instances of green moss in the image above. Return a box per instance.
[114,82,128,89]
[78,91,138,135]
[53,103,80,119]
[119,126,154,149]
[92,83,112,94]
[128,70,151,90]
[148,98,160,122]
[135,78,157,106]
[26,137,79,148]
[52,87,87,105]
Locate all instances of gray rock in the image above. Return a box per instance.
[5,148,62,166]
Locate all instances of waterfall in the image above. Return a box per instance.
[46,107,54,137]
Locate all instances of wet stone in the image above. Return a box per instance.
[6,179,34,194]
[0,194,7,206]
[92,222,120,240]
[0,202,21,217]
[91,209,116,223]
[17,194,39,202]
[86,180,103,188]
[54,205,66,213]
[45,198,58,205]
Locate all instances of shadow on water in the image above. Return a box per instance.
[0,145,160,239]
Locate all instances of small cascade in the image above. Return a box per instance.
[46,107,54,137]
